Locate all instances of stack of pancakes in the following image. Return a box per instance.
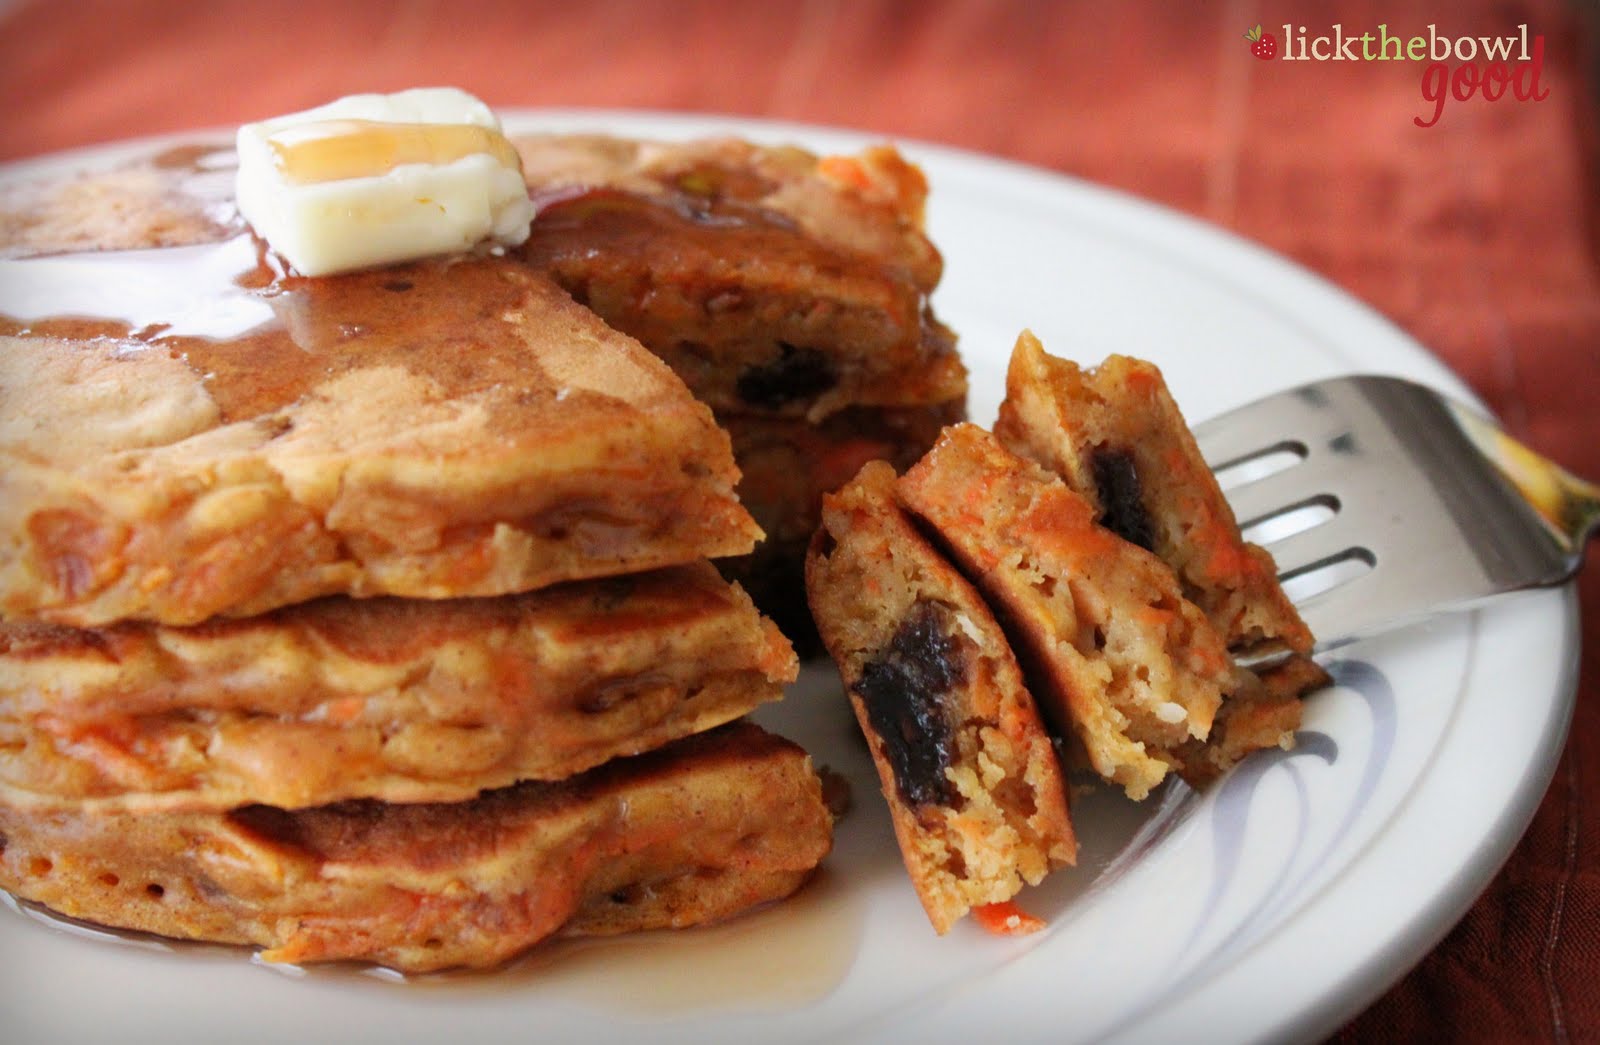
[0,146,833,972]
[514,135,968,639]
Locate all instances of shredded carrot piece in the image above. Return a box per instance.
[817,155,872,192]
[324,696,365,726]
[1123,364,1159,394]
[973,900,1046,936]
[817,148,930,221]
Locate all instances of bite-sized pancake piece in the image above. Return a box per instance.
[1170,655,1322,787]
[0,242,759,626]
[0,722,833,973]
[995,334,1315,657]
[515,134,967,420]
[0,563,796,812]
[721,396,965,645]
[995,332,1327,724]
[899,425,1237,801]
[806,461,1074,933]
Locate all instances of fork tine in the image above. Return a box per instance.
[1195,374,1593,649]
[1194,389,1319,469]
[1288,570,1380,644]
[1220,456,1345,529]
[1196,380,1356,467]
[1252,515,1363,576]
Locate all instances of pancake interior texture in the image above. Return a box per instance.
[995,332,1317,664]
[992,333,1328,781]
[806,462,1075,933]
[899,424,1237,801]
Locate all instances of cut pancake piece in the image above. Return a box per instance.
[806,461,1075,933]
[0,250,758,627]
[1169,655,1324,786]
[899,424,1235,801]
[0,721,833,974]
[993,333,1327,773]
[0,563,796,812]
[995,332,1316,663]
[515,134,968,421]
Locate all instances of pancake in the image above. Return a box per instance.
[806,462,1075,933]
[995,333,1317,664]
[512,133,969,635]
[898,424,1236,800]
[515,133,967,421]
[0,722,833,973]
[993,334,1326,768]
[0,147,760,627]
[0,144,236,258]
[0,562,796,812]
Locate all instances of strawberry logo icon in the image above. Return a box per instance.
[1245,24,1278,60]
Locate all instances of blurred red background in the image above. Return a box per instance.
[1,0,1597,1039]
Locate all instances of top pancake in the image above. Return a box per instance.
[516,134,944,293]
[0,146,760,626]
[514,134,967,420]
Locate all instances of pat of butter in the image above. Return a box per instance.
[235,88,535,277]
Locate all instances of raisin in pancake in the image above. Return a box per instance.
[806,461,1074,933]
[0,563,796,812]
[0,722,833,973]
[515,134,967,421]
[899,424,1239,800]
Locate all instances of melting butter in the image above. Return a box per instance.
[235,88,536,277]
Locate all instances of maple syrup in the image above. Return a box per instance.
[0,230,604,424]
[267,120,522,185]
[4,868,864,1014]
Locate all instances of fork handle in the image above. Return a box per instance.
[1459,408,1600,571]
[1554,466,1600,556]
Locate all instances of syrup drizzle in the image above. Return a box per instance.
[0,227,603,425]
[267,119,523,185]
[0,235,278,341]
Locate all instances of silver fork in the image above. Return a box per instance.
[1193,375,1600,653]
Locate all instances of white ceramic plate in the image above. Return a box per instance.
[1,112,1579,1045]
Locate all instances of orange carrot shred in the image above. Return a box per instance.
[817,155,872,191]
[973,901,1047,936]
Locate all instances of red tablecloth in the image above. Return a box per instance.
[2,1,1597,1039]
